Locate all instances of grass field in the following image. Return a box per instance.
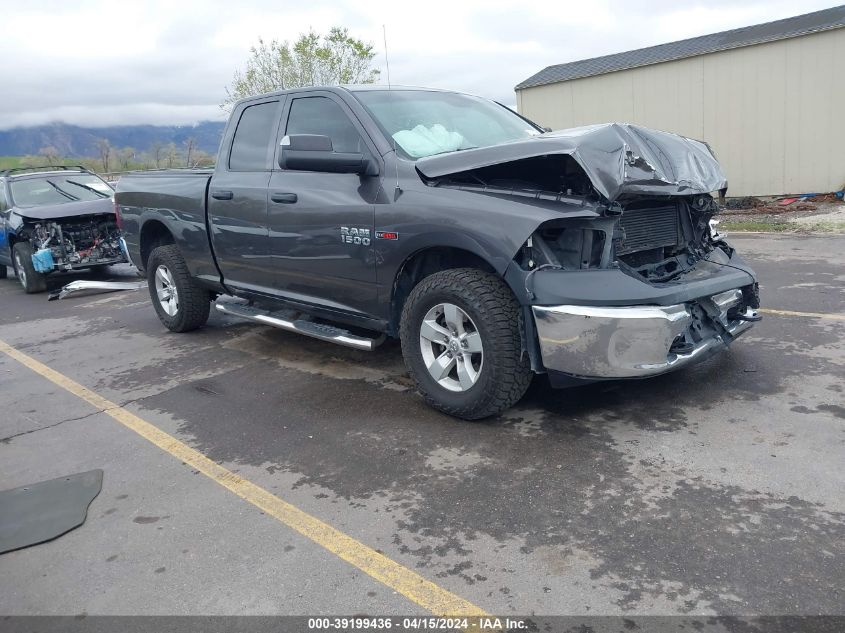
[0,156,94,171]
[0,156,25,170]
[721,219,845,233]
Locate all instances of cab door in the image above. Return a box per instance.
[266,92,381,316]
[207,98,282,294]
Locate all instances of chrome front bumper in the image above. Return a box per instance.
[532,289,757,379]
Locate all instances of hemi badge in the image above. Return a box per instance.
[375,231,399,240]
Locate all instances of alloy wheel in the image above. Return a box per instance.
[419,302,484,392]
[154,264,179,316]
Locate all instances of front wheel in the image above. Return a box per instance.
[399,268,533,420]
[12,242,47,294]
[147,244,211,332]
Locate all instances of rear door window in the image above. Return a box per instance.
[229,101,280,171]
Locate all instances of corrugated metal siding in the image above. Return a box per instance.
[516,28,845,197]
[516,5,845,89]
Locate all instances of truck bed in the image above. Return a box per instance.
[117,170,220,286]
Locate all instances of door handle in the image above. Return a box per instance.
[271,192,298,204]
[210,190,234,200]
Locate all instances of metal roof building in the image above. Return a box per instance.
[515,6,845,196]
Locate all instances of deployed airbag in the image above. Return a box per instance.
[394,124,467,158]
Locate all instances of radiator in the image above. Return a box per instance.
[617,204,680,255]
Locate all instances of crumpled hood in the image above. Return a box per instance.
[16,197,115,221]
[416,123,727,201]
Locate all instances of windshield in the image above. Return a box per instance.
[10,174,113,207]
[354,90,541,159]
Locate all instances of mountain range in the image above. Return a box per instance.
[0,121,226,158]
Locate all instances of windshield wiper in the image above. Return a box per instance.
[66,179,110,198]
[428,146,479,157]
[44,180,79,201]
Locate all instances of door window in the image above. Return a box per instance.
[229,101,279,171]
[285,97,364,153]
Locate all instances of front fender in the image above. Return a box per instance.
[375,183,604,288]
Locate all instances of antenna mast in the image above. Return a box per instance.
[383,24,392,88]
[383,24,401,199]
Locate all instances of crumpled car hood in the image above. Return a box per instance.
[416,123,727,201]
[16,198,114,221]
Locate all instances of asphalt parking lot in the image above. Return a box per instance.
[0,233,843,618]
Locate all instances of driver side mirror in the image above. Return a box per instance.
[278,134,378,176]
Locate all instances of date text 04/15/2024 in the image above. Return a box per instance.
[307,617,528,630]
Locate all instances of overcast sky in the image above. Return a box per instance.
[1,0,839,129]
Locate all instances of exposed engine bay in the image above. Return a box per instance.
[426,153,727,284]
[22,214,126,272]
[513,193,725,283]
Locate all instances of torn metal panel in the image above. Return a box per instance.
[0,470,103,554]
[416,123,727,201]
[48,279,147,301]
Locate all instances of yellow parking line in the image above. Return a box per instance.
[759,308,845,321]
[0,338,487,617]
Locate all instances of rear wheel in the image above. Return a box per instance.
[399,268,532,420]
[147,244,211,332]
[12,242,47,294]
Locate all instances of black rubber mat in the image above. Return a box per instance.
[0,469,103,554]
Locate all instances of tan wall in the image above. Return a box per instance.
[516,28,845,197]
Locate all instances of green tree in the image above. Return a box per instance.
[222,27,380,110]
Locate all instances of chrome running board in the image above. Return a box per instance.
[215,301,384,351]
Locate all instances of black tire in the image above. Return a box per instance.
[0,263,7,279]
[147,244,211,332]
[399,268,533,420]
[12,242,48,294]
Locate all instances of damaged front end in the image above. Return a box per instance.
[417,123,760,383]
[19,213,127,274]
[513,194,761,382]
[518,193,726,284]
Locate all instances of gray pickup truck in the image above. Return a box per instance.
[116,85,760,419]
